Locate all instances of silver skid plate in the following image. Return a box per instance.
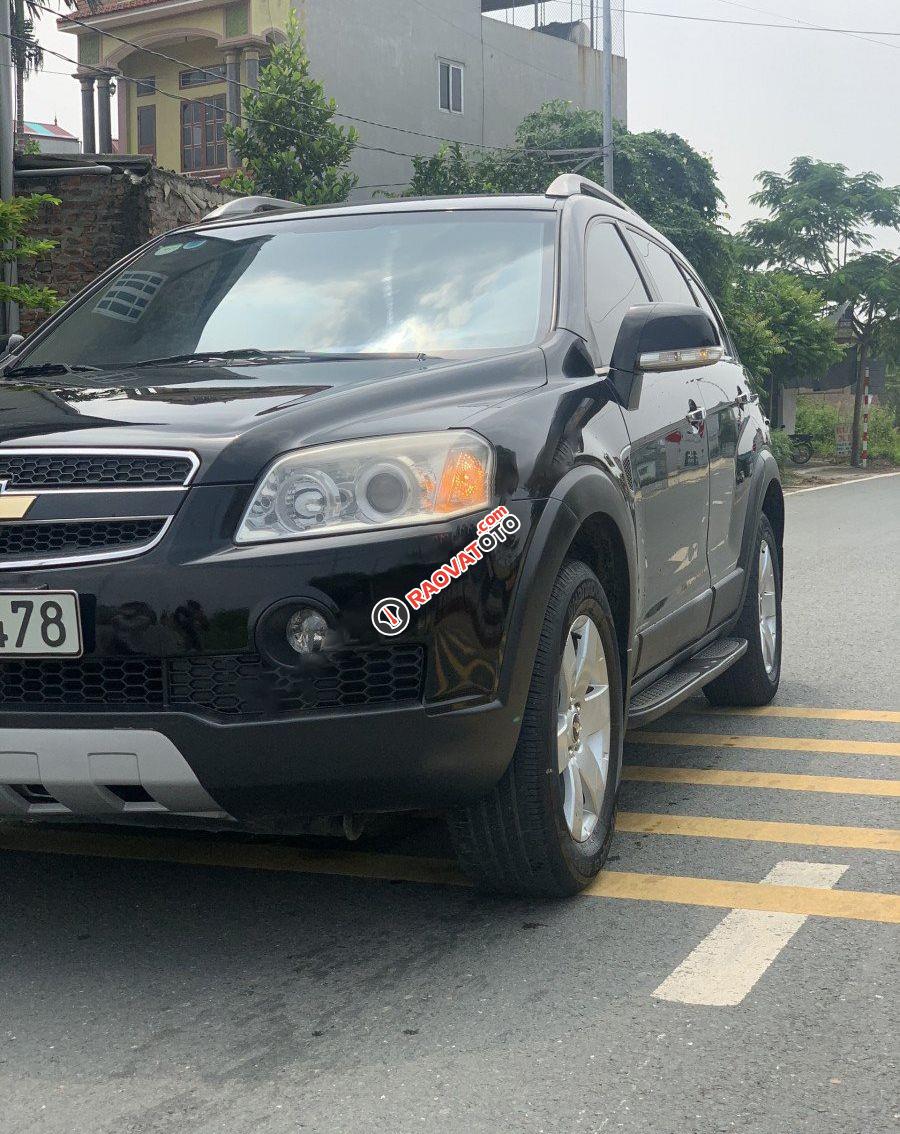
[0,728,229,819]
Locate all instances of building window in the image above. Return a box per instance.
[135,76,155,97]
[181,96,227,172]
[179,63,227,89]
[136,105,156,157]
[224,1,249,39]
[439,61,463,113]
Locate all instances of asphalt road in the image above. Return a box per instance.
[1,473,898,1134]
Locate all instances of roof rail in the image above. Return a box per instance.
[203,195,299,222]
[545,173,633,213]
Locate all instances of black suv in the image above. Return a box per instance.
[0,175,782,896]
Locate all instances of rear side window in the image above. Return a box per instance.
[629,232,696,307]
[584,222,651,365]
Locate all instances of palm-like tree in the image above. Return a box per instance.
[11,0,46,147]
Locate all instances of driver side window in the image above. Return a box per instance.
[584,221,650,366]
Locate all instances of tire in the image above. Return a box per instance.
[704,513,782,707]
[790,442,812,465]
[449,559,623,897]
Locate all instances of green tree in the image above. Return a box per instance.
[223,12,358,205]
[742,157,900,279]
[0,193,60,313]
[829,252,900,462]
[741,158,900,463]
[718,270,843,417]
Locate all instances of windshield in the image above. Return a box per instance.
[20,210,557,370]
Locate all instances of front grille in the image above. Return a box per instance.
[0,518,165,559]
[168,647,426,715]
[0,452,194,488]
[0,646,426,716]
[0,657,164,708]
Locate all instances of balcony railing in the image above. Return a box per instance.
[482,1,625,54]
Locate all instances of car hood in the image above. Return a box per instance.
[0,349,547,483]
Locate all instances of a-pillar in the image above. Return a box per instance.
[96,70,114,153]
[225,49,242,167]
[78,73,96,154]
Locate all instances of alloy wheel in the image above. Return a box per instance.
[556,613,611,842]
[758,538,778,676]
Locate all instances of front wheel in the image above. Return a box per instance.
[449,560,623,897]
[704,513,782,707]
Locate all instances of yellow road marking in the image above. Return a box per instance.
[1,825,898,923]
[586,871,900,925]
[627,731,900,757]
[0,825,466,887]
[685,706,900,724]
[622,765,900,797]
[617,811,900,852]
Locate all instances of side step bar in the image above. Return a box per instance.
[627,637,748,729]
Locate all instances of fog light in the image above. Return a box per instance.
[286,608,329,654]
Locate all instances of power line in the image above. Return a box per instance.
[628,7,900,47]
[707,0,900,53]
[41,1,502,153]
[8,32,579,188]
[4,30,422,161]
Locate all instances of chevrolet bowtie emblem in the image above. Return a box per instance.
[0,480,36,520]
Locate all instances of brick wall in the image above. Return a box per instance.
[14,159,238,334]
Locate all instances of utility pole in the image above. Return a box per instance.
[861,365,870,469]
[602,0,614,193]
[0,0,17,335]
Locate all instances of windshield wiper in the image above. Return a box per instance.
[3,361,103,378]
[123,348,302,368]
[121,348,436,369]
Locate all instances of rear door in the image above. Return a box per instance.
[679,265,756,624]
[589,222,712,675]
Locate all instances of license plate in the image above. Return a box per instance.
[0,591,83,657]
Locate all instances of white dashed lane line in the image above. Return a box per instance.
[651,861,850,1007]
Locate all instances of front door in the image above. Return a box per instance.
[583,219,712,676]
[624,368,712,674]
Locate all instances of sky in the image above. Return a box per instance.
[22,0,900,250]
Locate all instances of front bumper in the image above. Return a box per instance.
[0,700,522,827]
[0,491,544,826]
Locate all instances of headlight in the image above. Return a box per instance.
[235,431,494,543]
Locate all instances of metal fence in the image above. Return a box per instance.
[483,2,626,55]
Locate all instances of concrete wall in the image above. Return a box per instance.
[14,161,237,333]
[481,18,627,148]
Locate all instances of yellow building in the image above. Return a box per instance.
[61,0,289,178]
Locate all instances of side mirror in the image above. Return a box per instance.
[611,303,721,375]
[607,303,721,409]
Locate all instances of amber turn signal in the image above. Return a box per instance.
[435,447,490,514]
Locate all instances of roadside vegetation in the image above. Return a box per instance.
[794,400,900,465]
[0,192,59,315]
